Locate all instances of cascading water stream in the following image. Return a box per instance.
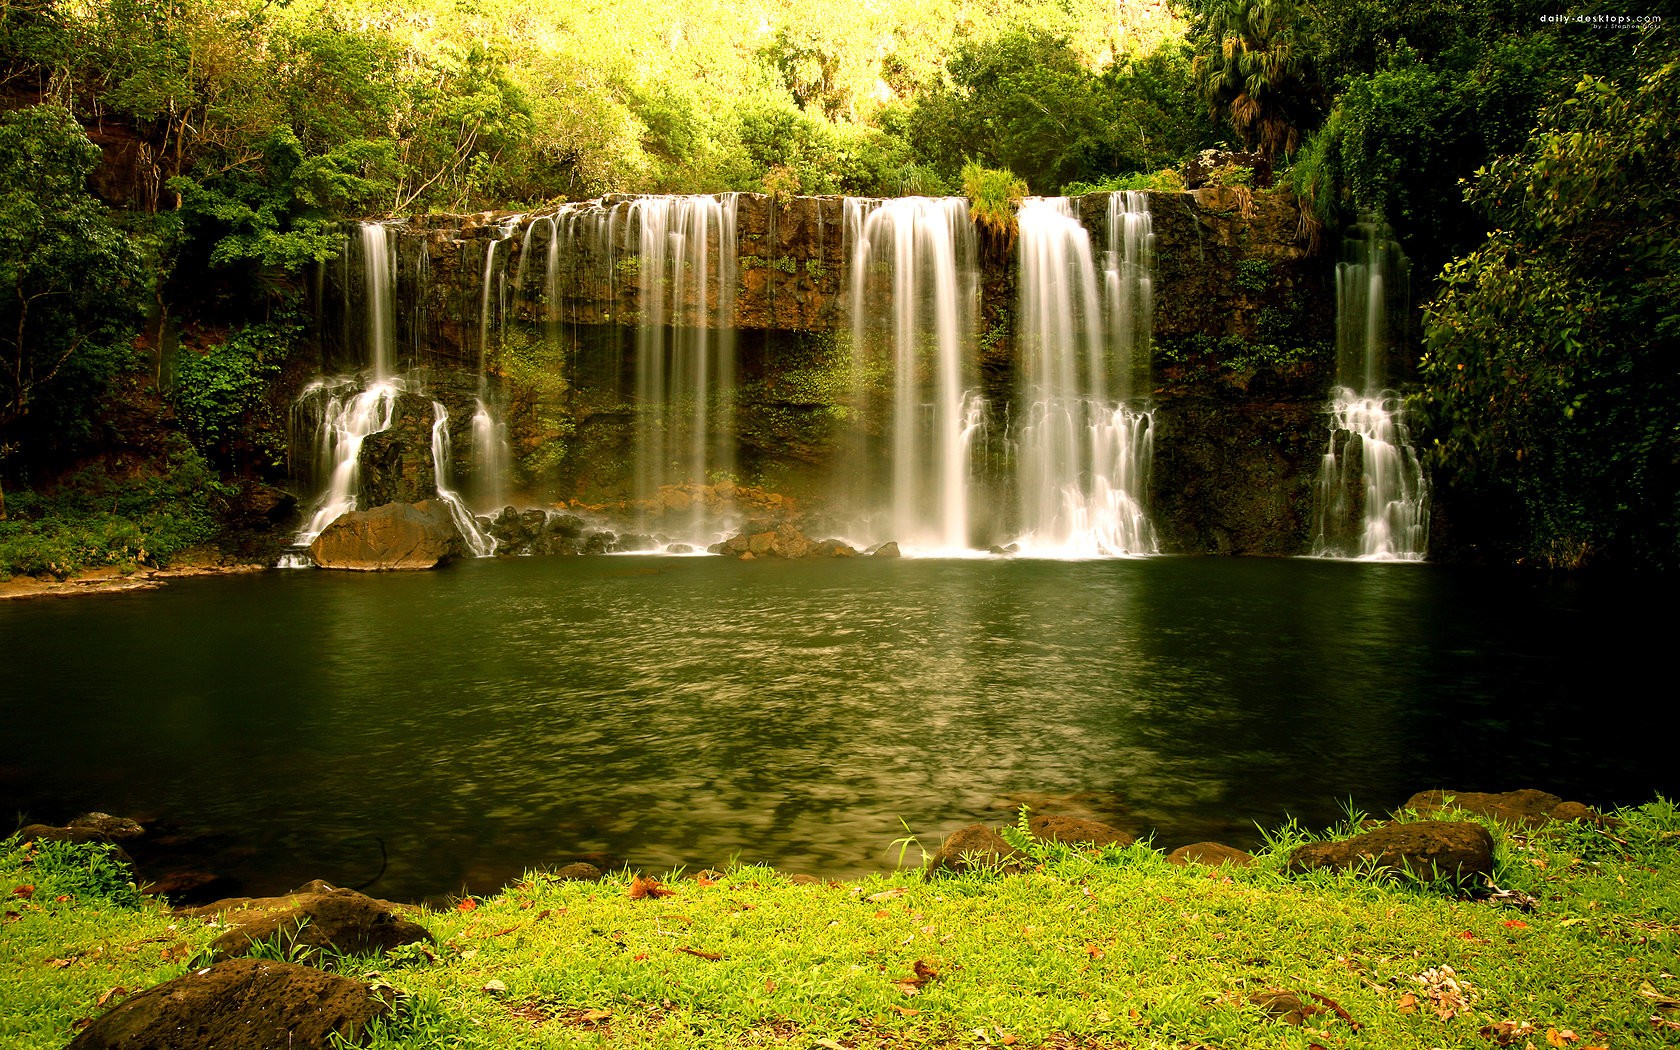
[1311,221,1429,560]
[843,196,981,552]
[1011,195,1157,556]
[431,401,498,556]
[287,223,406,557]
[630,196,739,514]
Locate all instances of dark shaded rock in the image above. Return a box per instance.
[1167,842,1254,867]
[68,813,147,840]
[16,815,139,863]
[1026,814,1133,848]
[666,542,695,554]
[617,532,658,552]
[1548,801,1601,824]
[178,886,431,962]
[581,530,617,554]
[924,824,1025,878]
[356,393,439,509]
[1287,820,1494,883]
[309,501,463,571]
[872,541,901,558]
[808,537,859,557]
[552,862,603,882]
[1404,789,1564,830]
[546,514,585,539]
[67,958,392,1050]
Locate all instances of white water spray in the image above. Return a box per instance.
[843,196,981,552]
[1012,195,1157,556]
[1312,221,1429,560]
[431,401,498,556]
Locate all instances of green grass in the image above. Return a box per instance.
[4,801,1678,1049]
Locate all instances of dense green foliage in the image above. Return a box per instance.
[0,439,227,578]
[1419,38,1680,568]
[0,104,146,461]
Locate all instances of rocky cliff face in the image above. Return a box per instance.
[311,188,1336,555]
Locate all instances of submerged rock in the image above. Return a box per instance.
[1287,820,1494,883]
[1402,788,1596,829]
[309,501,463,571]
[67,958,392,1050]
[178,884,432,962]
[1025,814,1132,847]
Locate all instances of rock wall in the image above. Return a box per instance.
[309,189,1337,555]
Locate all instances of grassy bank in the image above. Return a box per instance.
[5,802,1678,1049]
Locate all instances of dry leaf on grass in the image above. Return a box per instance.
[628,875,675,900]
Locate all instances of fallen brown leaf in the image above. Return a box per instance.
[1546,1028,1579,1046]
[580,1008,612,1023]
[456,898,478,912]
[627,875,674,900]
[1396,992,1419,1014]
[96,987,127,1008]
[12,885,33,898]
[677,946,721,961]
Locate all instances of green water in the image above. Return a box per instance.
[1,556,1670,900]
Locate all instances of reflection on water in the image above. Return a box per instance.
[1,557,1672,900]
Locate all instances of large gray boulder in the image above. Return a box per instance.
[66,958,392,1050]
[309,500,463,570]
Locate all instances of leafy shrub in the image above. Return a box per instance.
[961,160,1027,241]
[4,837,141,908]
[172,322,297,469]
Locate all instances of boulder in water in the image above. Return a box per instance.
[872,541,902,558]
[308,501,463,571]
[1402,788,1572,829]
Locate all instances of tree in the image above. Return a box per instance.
[1190,0,1320,160]
[0,105,145,517]
[1418,35,1680,568]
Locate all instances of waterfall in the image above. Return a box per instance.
[289,377,402,546]
[843,196,981,552]
[1312,221,1430,560]
[1011,195,1157,556]
[286,221,502,565]
[360,222,396,380]
[287,222,406,555]
[470,398,511,512]
[626,194,739,527]
[431,401,498,556]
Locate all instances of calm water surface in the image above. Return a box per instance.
[2,556,1672,900]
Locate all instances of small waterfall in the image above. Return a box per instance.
[470,398,511,512]
[360,222,396,380]
[287,221,406,556]
[290,377,402,545]
[1312,221,1429,560]
[431,401,498,556]
[1011,195,1157,556]
[843,196,981,552]
[625,195,740,531]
